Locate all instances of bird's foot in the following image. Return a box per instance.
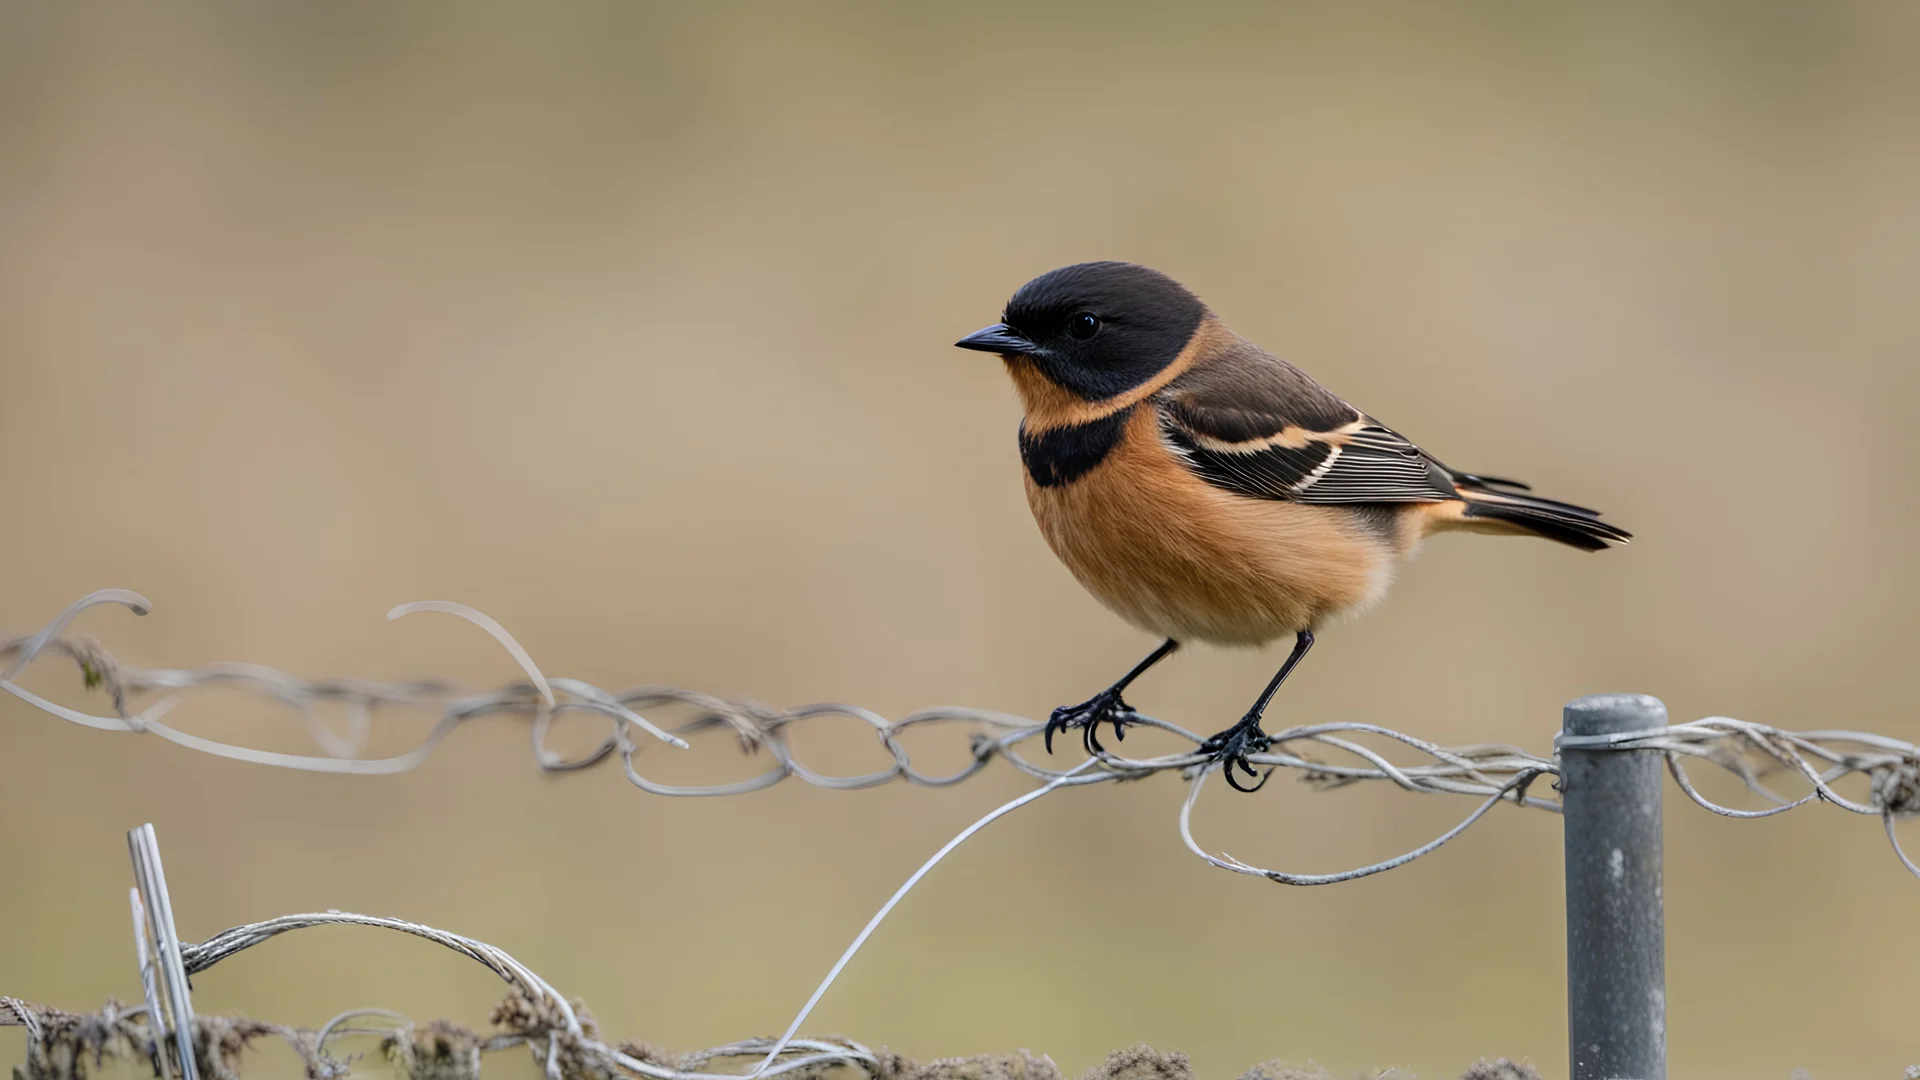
[1043,688,1140,755]
[1198,715,1275,793]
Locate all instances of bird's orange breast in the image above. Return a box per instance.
[1025,406,1399,646]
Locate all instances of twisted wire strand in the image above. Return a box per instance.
[4,589,1918,888]
[3,910,881,1080]
[179,911,877,1080]
[7,590,1920,1080]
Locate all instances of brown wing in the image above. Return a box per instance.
[1156,340,1458,505]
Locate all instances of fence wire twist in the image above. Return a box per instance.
[6,589,1920,888]
[5,589,1920,1080]
[0,990,1550,1080]
[1,833,1544,1080]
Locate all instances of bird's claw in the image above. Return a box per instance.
[1043,689,1139,755]
[1199,717,1275,793]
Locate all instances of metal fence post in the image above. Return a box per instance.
[1562,693,1668,1080]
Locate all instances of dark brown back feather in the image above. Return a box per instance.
[1157,337,1455,504]
[1159,336,1358,438]
[1154,328,1633,549]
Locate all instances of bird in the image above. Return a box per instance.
[954,261,1630,791]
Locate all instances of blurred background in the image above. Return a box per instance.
[3,4,1917,1078]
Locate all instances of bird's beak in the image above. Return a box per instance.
[954,323,1037,355]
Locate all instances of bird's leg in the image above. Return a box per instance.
[1044,638,1179,755]
[1199,629,1315,793]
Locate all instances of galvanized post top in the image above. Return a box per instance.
[1564,694,1668,736]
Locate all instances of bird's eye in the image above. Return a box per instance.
[1068,312,1101,340]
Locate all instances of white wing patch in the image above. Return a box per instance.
[1290,444,1342,493]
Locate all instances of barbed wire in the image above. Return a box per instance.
[0,903,947,1080]
[5,589,1920,1080]
[0,986,1541,1080]
[5,589,1919,891]
[5,824,1543,1080]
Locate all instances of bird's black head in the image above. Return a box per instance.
[955,262,1207,402]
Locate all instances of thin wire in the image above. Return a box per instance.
[748,760,1106,1077]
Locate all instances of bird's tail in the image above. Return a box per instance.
[1425,474,1632,552]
